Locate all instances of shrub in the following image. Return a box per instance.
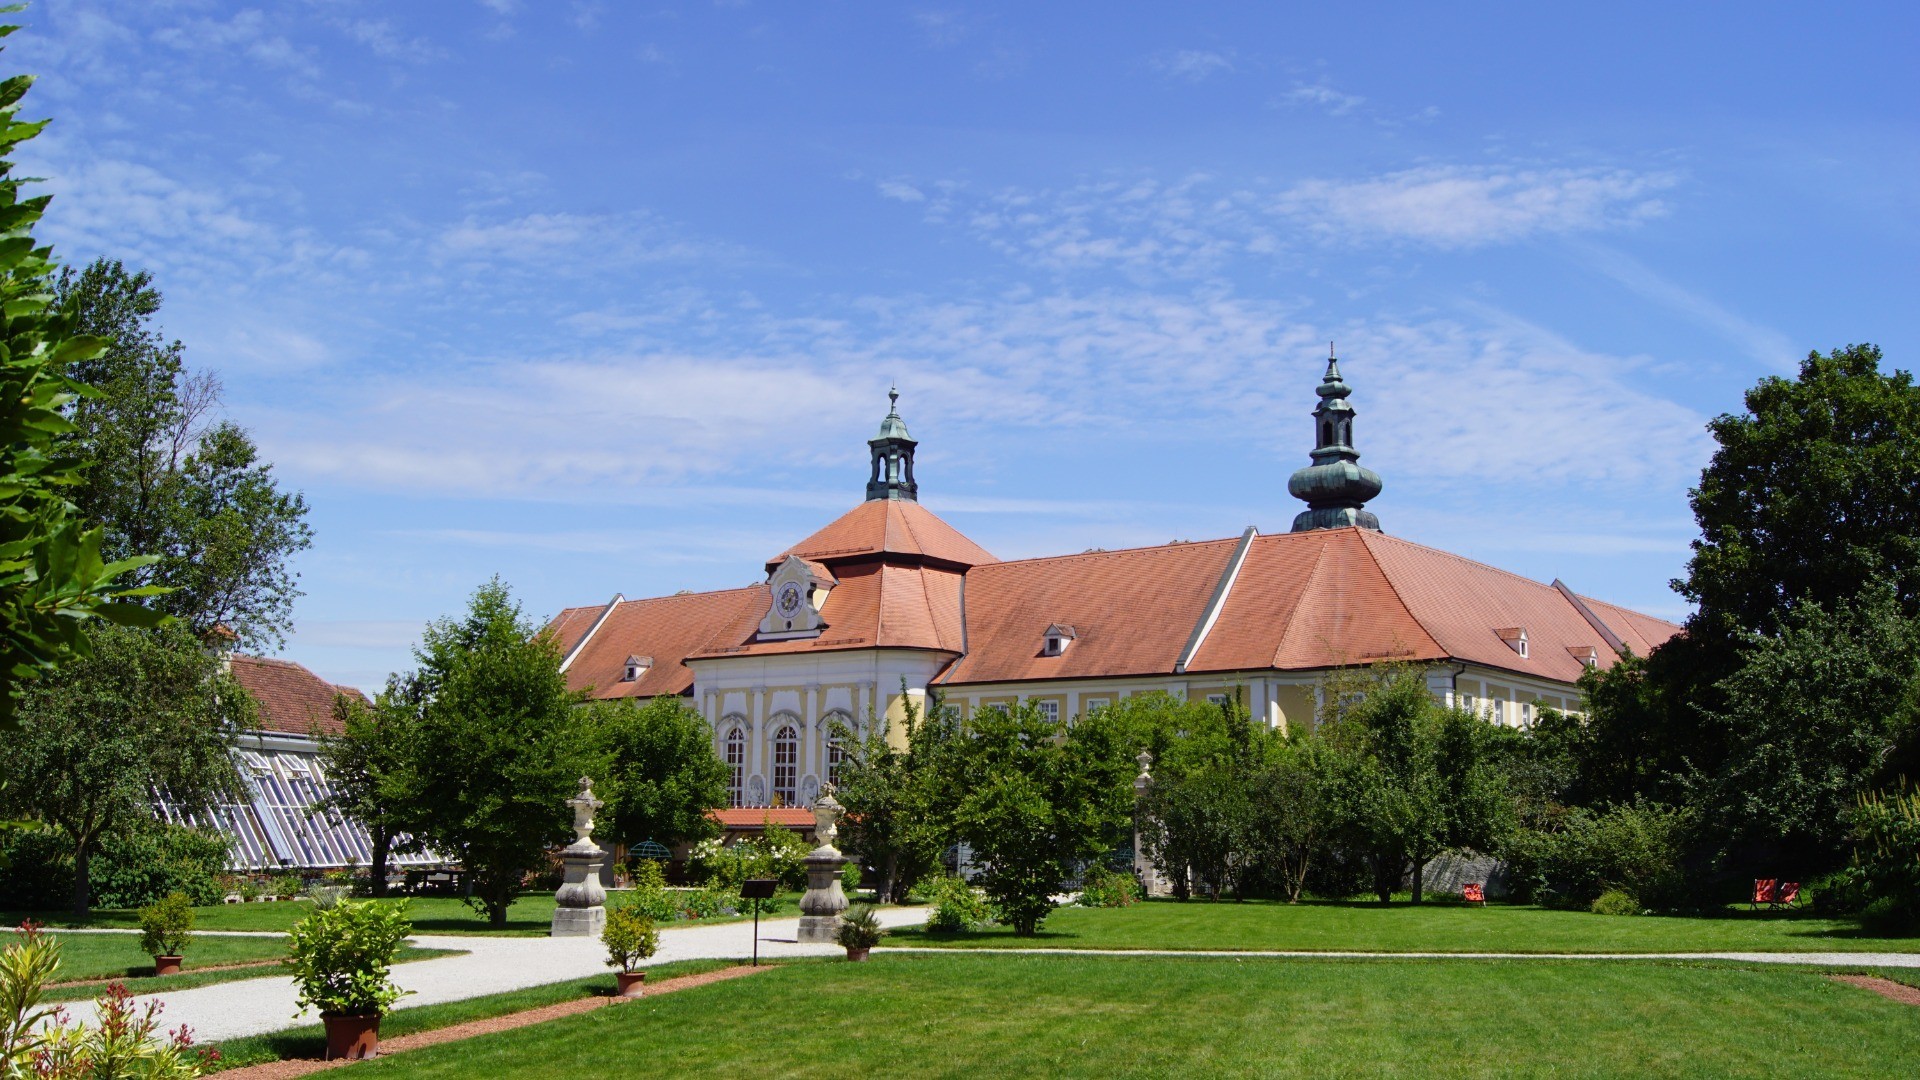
[601,904,659,973]
[305,884,350,910]
[1810,866,1871,917]
[3,924,216,1077]
[1590,889,1640,916]
[915,873,990,933]
[678,883,739,920]
[92,825,232,909]
[690,826,811,892]
[0,828,70,909]
[622,860,680,922]
[284,900,414,1017]
[1077,864,1143,908]
[138,892,196,957]
[835,905,886,950]
[841,860,862,897]
[1500,803,1692,911]
[268,873,303,900]
[1848,783,1920,933]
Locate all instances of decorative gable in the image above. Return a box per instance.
[758,555,835,640]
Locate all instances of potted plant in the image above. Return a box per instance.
[137,891,195,976]
[602,904,659,997]
[284,899,413,1060]
[835,905,886,961]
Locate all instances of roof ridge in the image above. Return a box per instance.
[976,535,1241,571]
[1350,529,1446,659]
[1575,592,1685,633]
[1358,528,1561,594]
[1268,533,1331,668]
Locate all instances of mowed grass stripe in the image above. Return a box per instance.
[886,897,1920,954]
[341,953,1920,1079]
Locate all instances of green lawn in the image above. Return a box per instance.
[886,897,1920,954]
[7,889,806,938]
[208,958,740,1073]
[1,932,458,1003]
[331,953,1920,1078]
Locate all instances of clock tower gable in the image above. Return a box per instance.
[757,555,834,640]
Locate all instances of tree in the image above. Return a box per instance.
[51,259,312,650]
[830,688,951,903]
[1679,344,1920,643]
[1319,667,1511,903]
[1245,742,1332,903]
[0,28,169,729]
[394,579,585,926]
[317,692,420,898]
[940,703,1116,935]
[0,623,245,914]
[587,695,727,854]
[1704,582,1920,875]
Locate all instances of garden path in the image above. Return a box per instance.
[61,906,932,1043]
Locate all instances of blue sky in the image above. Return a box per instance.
[12,2,1916,691]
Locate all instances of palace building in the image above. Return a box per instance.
[548,356,1682,811]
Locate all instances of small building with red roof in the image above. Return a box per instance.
[548,368,1681,813]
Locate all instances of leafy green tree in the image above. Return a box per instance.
[52,259,311,649]
[318,692,421,898]
[1319,667,1511,903]
[1705,582,1920,874]
[831,689,951,903]
[940,703,1115,935]
[0,624,246,914]
[586,695,727,853]
[1141,768,1252,900]
[1679,344,1920,642]
[1245,741,1333,903]
[393,579,586,926]
[0,28,170,729]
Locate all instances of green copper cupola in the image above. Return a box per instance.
[867,387,919,502]
[1287,349,1384,532]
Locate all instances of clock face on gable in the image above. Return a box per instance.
[776,582,805,619]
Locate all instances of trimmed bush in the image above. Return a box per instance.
[138,891,196,956]
[285,900,413,1017]
[914,873,990,933]
[0,823,231,911]
[1500,803,1692,911]
[602,904,659,973]
[1590,889,1640,917]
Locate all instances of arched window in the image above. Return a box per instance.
[772,724,799,806]
[723,726,747,808]
[1321,420,1333,446]
[823,710,853,787]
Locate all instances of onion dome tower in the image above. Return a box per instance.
[866,387,919,502]
[1288,348,1384,532]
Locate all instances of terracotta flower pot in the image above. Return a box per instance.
[615,970,646,998]
[322,1013,381,1060]
[845,946,870,962]
[152,955,183,977]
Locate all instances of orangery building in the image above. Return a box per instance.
[546,357,1681,811]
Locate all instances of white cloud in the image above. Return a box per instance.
[911,10,971,48]
[1150,49,1234,82]
[152,10,321,82]
[433,211,726,266]
[1568,241,1799,370]
[877,180,927,203]
[1278,82,1364,116]
[1275,165,1676,248]
[340,19,444,63]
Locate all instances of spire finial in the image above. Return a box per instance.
[888,384,899,414]
[1289,347,1382,533]
[868,384,919,502]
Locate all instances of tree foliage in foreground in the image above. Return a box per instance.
[318,692,420,898]
[390,579,586,927]
[52,258,312,650]
[586,694,728,854]
[0,623,245,914]
[0,25,168,729]
[830,690,949,903]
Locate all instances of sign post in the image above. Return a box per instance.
[740,878,777,967]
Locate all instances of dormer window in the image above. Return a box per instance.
[1567,645,1598,668]
[1496,627,1528,658]
[621,655,652,682]
[1041,623,1077,657]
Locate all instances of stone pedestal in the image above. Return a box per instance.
[551,777,609,937]
[795,785,850,944]
[796,848,849,943]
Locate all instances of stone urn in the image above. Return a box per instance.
[551,777,609,937]
[795,786,850,944]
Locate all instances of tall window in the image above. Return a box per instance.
[724,727,746,807]
[772,724,799,806]
[824,710,852,787]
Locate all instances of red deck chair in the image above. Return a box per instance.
[1462,882,1486,906]
[1772,881,1801,909]
[1751,879,1777,909]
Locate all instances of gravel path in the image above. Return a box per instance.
[63,906,929,1043]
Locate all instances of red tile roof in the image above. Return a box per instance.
[709,807,815,829]
[767,499,997,570]
[229,656,369,737]
[937,538,1243,685]
[554,587,768,699]
[690,562,966,659]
